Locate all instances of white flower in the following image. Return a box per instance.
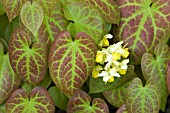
[98,34,113,47]
[120,59,129,70]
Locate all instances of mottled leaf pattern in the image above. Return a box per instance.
[167,61,170,93]
[9,28,48,84]
[114,0,170,64]
[20,1,43,37]
[103,81,131,108]
[126,78,160,113]
[49,31,96,97]
[89,65,136,94]
[0,43,21,104]
[141,43,170,111]
[64,1,106,44]
[116,105,128,113]
[2,0,26,22]
[67,89,109,113]
[37,1,69,45]
[6,87,55,113]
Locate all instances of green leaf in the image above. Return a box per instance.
[167,61,170,93]
[103,81,131,108]
[6,87,55,113]
[67,89,109,113]
[0,42,21,104]
[64,1,106,44]
[141,43,170,111]
[48,86,69,111]
[0,102,6,113]
[114,0,170,64]
[37,1,69,45]
[0,0,5,15]
[20,1,43,37]
[49,31,97,97]
[9,28,48,84]
[125,78,160,113]
[2,0,26,22]
[116,104,128,113]
[22,70,52,93]
[89,65,136,94]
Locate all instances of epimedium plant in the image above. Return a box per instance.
[0,0,170,113]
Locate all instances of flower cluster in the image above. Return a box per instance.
[92,34,130,83]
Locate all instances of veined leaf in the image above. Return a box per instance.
[48,86,69,111]
[20,1,43,37]
[116,105,128,113]
[103,81,131,108]
[67,89,109,113]
[141,43,170,111]
[48,31,97,97]
[9,28,48,84]
[2,0,26,22]
[167,61,170,93]
[114,0,170,64]
[37,1,69,45]
[0,0,5,15]
[125,78,160,113]
[5,87,55,113]
[64,1,106,44]
[0,42,21,104]
[89,65,136,94]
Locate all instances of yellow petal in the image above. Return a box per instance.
[112,52,121,60]
[96,51,104,63]
[119,69,127,75]
[108,76,114,82]
[102,38,109,47]
[92,69,99,78]
[122,48,130,58]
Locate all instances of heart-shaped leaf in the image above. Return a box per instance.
[103,81,131,108]
[141,43,170,111]
[67,89,109,113]
[20,1,43,37]
[37,1,69,45]
[89,65,136,94]
[9,28,48,84]
[49,30,97,97]
[0,42,21,104]
[64,1,106,44]
[2,0,26,22]
[6,86,55,113]
[125,78,160,113]
[116,104,128,113]
[67,0,120,24]
[114,0,170,64]
[167,61,170,93]
[48,86,69,111]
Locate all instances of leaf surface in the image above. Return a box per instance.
[48,86,69,111]
[49,30,97,97]
[67,89,109,113]
[9,28,48,84]
[20,1,43,37]
[6,87,55,113]
[125,78,160,113]
[64,1,106,44]
[116,104,128,113]
[3,0,26,22]
[0,42,21,104]
[114,0,170,64]
[167,61,170,93]
[89,65,136,94]
[141,43,170,111]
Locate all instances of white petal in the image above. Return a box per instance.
[98,71,108,77]
[121,65,128,70]
[105,34,113,39]
[121,59,129,65]
[103,75,111,83]
[112,73,121,77]
[105,54,112,62]
[112,60,120,66]
[104,61,112,70]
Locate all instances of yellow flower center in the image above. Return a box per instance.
[112,52,121,60]
[92,69,99,78]
[102,38,109,47]
[108,76,114,82]
[122,48,130,58]
[95,51,105,63]
[119,69,127,75]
